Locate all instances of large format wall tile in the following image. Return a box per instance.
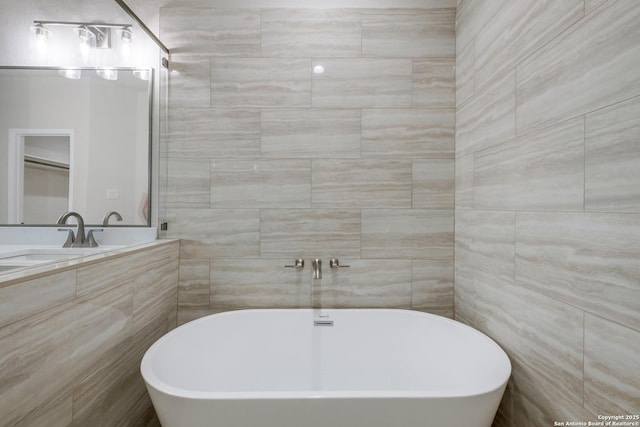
[211,58,311,107]
[362,9,455,57]
[411,259,453,316]
[361,109,454,158]
[455,35,475,107]
[0,284,132,426]
[474,270,584,405]
[160,8,260,56]
[584,314,640,415]
[313,259,412,308]
[165,158,210,208]
[312,159,412,208]
[312,58,412,108]
[455,209,515,280]
[167,108,260,158]
[456,71,516,156]
[516,212,640,330]
[211,159,311,208]
[261,109,361,158]
[361,209,453,259]
[516,0,640,133]
[260,209,361,258]
[412,159,454,209]
[412,58,455,109]
[168,56,210,108]
[454,153,474,209]
[166,209,260,258]
[473,117,585,211]
[0,270,75,328]
[585,95,640,213]
[178,259,210,308]
[261,9,361,57]
[473,0,583,93]
[210,259,311,309]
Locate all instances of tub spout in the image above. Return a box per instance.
[312,259,322,279]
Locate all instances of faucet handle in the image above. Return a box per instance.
[329,259,350,268]
[85,229,103,248]
[57,228,75,248]
[284,259,305,269]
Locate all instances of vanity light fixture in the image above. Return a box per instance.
[97,68,118,81]
[132,69,151,81]
[32,21,133,52]
[58,69,82,80]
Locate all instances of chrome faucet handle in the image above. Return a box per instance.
[57,228,75,248]
[284,259,305,269]
[329,259,350,268]
[85,229,103,248]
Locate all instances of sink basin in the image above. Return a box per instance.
[0,248,111,267]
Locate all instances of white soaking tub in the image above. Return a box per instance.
[141,309,511,427]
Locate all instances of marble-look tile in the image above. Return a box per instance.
[412,58,455,109]
[312,59,412,108]
[211,58,311,107]
[454,153,474,209]
[166,209,260,258]
[312,159,412,208]
[0,283,132,426]
[455,35,475,107]
[585,95,640,212]
[474,270,584,405]
[361,209,453,259]
[456,71,515,157]
[412,159,454,209]
[515,212,640,331]
[261,109,361,158]
[261,9,361,57]
[516,0,640,133]
[455,0,508,54]
[260,209,361,258]
[167,108,260,158]
[361,109,454,159]
[178,259,210,308]
[455,209,515,280]
[211,159,311,208]
[17,392,73,427]
[584,314,640,415]
[509,358,597,427]
[0,270,75,328]
[168,56,210,108]
[165,158,210,208]
[362,9,455,57]
[473,117,585,211]
[453,262,475,325]
[177,308,219,326]
[210,259,310,309]
[474,0,583,92]
[585,0,608,14]
[411,259,453,316]
[160,8,260,56]
[313,259,412,308]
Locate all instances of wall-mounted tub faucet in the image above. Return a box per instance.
[284,259,305,269]
[311,259,322,279]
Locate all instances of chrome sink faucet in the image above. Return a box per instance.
[311,259,322,279]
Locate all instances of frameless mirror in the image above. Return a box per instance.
[0,66,152,225]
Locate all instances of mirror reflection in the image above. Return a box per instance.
[0,67,152,225]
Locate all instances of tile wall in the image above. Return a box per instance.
[159,7,456,323]
[455,0,640,424]
[0,241,179,426]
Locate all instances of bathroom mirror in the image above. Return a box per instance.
[0,66,152,226]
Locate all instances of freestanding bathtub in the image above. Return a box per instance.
[141,309,511,427]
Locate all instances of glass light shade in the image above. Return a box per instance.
[97,69,118,81]
[58,69,82,80]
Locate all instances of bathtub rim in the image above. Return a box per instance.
[141,308,512,401]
